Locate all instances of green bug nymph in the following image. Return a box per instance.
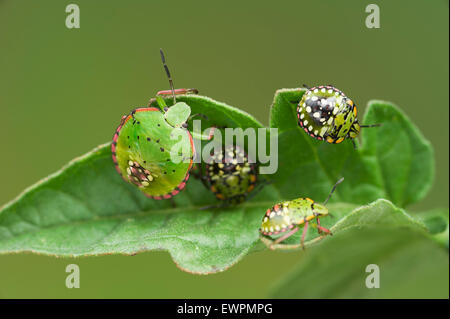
[297,85,380,147]
[112,49,211,200]
[260,178,344,250]
[112,101,194,200]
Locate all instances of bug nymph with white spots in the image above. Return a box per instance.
[295,85,381,148]
[259,178,344,250]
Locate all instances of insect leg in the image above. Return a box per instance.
[188,113,209,121]
[190,126,218,141]
[148,97,157,107]
[157,88,199,96]
[316,217,332,236]
[131,109,137,122]
[360,124,382,128]
[198,200,230,210]
[300,221,309,250]
[271,227,300,246]
[192,164,210,189]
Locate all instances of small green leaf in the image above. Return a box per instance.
[269,88,306,134]
[270,200,449,298]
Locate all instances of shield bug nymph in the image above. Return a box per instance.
[196,144,269,208]
[112,49,212,200]
[296,85,381,148]
[260,177,344,250]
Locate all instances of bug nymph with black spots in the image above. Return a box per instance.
[111,49,212,200]
[197,144,267,208]
[112,100,194,200]
[260,178,344,250]
[296,85,380,147]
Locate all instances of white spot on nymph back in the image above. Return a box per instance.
[313,112,320,118]
[314,89,319,93]
[312,96,318,101]
[321,88,326,93]
[303,119,308,125]
[308,125,313,131]
[300,113,304,119]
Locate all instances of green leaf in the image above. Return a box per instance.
[170,94,265,129]
[0,144,265,273]
[363,101,434,206]
[269,89,434,208]
[270,200,449,298]
[0,95,275,274]
[0,91,440,275]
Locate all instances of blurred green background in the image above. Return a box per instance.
[0,0,448,298]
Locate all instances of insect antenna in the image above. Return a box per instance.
[323,177,344,205]
[159,48,176,105]
[360,124,382,128]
